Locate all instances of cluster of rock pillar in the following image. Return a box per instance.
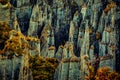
[0,0,120,80]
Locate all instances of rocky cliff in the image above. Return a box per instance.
[0,0,120,80]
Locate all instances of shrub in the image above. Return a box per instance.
[0,30,29,56]
[85,66,120,80]
[0,22,39,57]
[48,46,55,50]
[29,55,58,80]
[0,22,11,50]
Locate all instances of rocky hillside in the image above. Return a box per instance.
[0,0,120,80]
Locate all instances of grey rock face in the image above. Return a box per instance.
[0,4,10,22]
[0,0,120,80]
[0,55,33,80]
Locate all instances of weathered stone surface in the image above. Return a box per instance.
[0,3,10,22]
[0,55,33,80]
[0,0,120,80]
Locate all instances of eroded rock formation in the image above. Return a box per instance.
[0,0,120,80]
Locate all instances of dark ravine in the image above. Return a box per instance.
[0,0,120,80]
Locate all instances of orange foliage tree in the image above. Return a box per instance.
[104,2,116,13]
[85,66,120,80]
[0,22,11,50]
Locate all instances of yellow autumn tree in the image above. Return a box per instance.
[29,55,58,80]
[86,66,120,80]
